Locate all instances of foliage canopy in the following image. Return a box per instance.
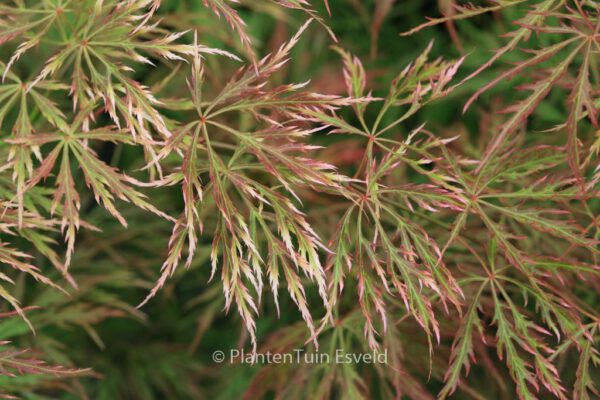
[0,0,598,399]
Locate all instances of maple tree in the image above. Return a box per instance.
[0,0,598,399]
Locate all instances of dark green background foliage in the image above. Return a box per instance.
[0,1,598,399]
